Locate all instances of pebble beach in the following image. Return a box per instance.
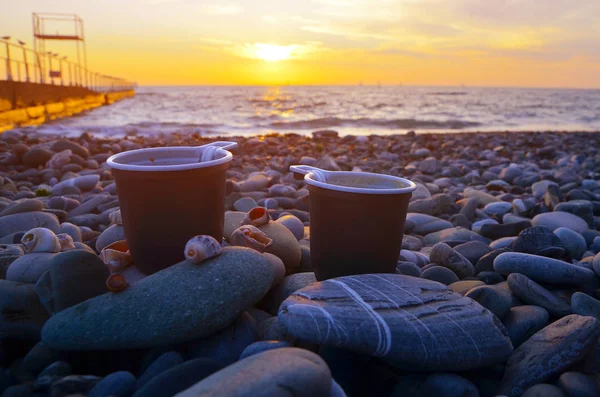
[0,128,599,397]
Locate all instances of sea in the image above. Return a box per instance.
[26,85,600,138]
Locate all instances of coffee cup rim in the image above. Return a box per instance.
[107,146,233,172]
[304,170,417,195]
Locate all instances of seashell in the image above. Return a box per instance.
[109,209,123,226]
[100,240,133,272]
[56,233,76,251]
[21,227,61,253]
[241,206,271,227]
[47,149,72,169]
[184,235,223,264]
[106,273,128,292]
[230,225,273,253]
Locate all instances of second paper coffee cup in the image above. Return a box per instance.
[291,165,416,281]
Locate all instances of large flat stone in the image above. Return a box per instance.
[278,274,513,371]
[42,247,274,350]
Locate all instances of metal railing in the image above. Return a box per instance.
[0,38,134,92]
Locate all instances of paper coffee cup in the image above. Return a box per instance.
[107,141,237,274]
[290,165,416,280]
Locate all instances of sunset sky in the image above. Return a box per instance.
[2,0,600,87]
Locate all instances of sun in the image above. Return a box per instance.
[252,44,295,62]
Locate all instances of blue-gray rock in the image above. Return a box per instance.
[137,351,184,390]
[233,197,258,212]
[51,140,89,158]
[477,271,505,284]
[421,266,459,285]
[396,261,421,277]
[399,250,429,267]
[594,252,600,278]
[464,284,514,319]
[261,272,317,315]
[42,247,274,350]
[421,373,480,397]
[557,372,600,397]
[532,181,559,200]
[21,342,60,375]
[571,292,600,318]
[424,227,489,245]
[95,224,125,253]
[50,375,101,397]
[407,194,453,216]
[511,226,565,256]
[490,237,517,250]
[484,202,513,217]
[475,248,511,274]
[507,273,571,317]
[532,211,588,234]
[67,194,110,218]
[0,199,43,217]
[88,371,136,397]
[449,280,485,295]
[429,242,475,279]
[278,274,513,371]
[2,384,33,397]
[35,250,109,314]
[186,312,257,365]
[133,358,223,397]
[0,279,49,339]
[454,241,492,267]
[257,316,296,343]
[472,219,498,234]
[38,361,72,379]
[174,348,331,397]
[555,200,595,226]
[494,252,595,286]
[239,340,292,360]
[401,235,422,251]
[407,213,453,235]
[52,174,100,195]
[0,212,59,239]
[502,305,550,348]
[522,384,567,397]
[499,315,600,397]
[5,252,58,284]
[246,307,273,325]
[479,221,532,240]
[554,227,587,260]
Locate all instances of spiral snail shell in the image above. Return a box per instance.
[106,273,129,292]
[100,240,133,273]
[241,206,270,227]
[184,235,223,264]
[230,225,273,253]
[21,228,61,253]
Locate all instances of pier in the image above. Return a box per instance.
[0,13,135,132]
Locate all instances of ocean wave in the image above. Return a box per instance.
[366,103,403,109]
[427,92,468,96]
[266,117,480,130]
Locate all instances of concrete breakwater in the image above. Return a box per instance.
[0,81,134,132]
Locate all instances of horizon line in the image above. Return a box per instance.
[134,83,600,91]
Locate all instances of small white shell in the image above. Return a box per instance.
[56,233,76,251]
[100,240,133,272]
[21,227,60,253]
[230,225,273,253]
[109,209,123,226]
[241,207,271,227]
[185,235,223,264]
